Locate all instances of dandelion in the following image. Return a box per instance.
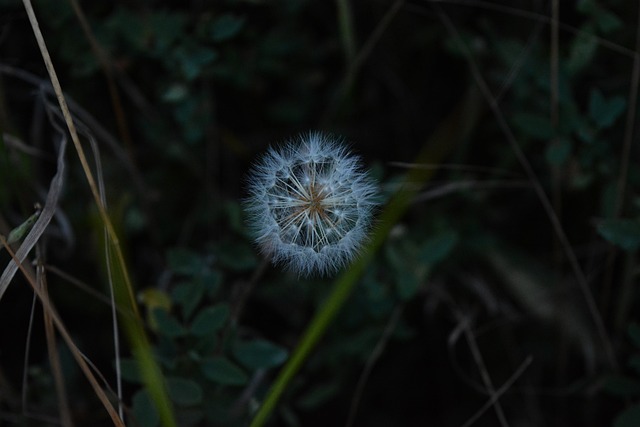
[244,131,378,277]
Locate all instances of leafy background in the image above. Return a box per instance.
[0,0,639,426]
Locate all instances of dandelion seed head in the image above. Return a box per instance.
[244,131,378,277]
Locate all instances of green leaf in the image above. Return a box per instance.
[629,355,640,376]
[596,10,622,33]
[148,11,187,54]
[396,272,420,301]
[589,89,626,129]
[614,404,640,427]
[6,210,40,244]
[201,357,248,385]
[577,0,595,13]
[223,200,246,234]
[132,389,160,427]
[167,377,203,406]
[216,241,258,271]
[297,382,340,409]
[162,84,189,103]
[576,120,596,144]
[104,7,147,51]
[604,375,640,397]
[567,27,598,74]
[385,242,421,301]
[545,138,572,167]
[174,45,218,80]
[418,231,458,265]
[234,339,288,370]
[201,270,223,297]
[172,281,205,320]
[151,308,186,338]
[119,358,143,384]
[190,304,229,336]
[511,113,552,140]
[210,14,245,42]
[195,334,218,355]
[597,219,640,251]
[629,323,640,348]
[168,248,205,276]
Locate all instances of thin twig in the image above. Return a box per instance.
[323,0,404,123]
[459,356,534,427]
[1,236,125,427]
[432,3,617,371]
[67,0,135,156]
[345,305,404,427]
[605,3,640,332]
[45,265,130,316]
[423,0,635,57]
[388,161,523,177]
[457,312,510,427]
[20,2,175,425]
[37,245,74,427]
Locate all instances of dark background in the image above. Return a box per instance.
[0,1,638,426]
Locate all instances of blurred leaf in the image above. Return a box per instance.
[168,248,206,276]
[162,84,189,103]
[614,404,640,427]
[190,304,229,336]
[6,210,40,244]
[34,0,73,27]
[604,375,640,397]
[210,14,245,42]
[629,355,640,376]
[511,113,552,140]
[139,289,172,311]
[596,10,622,33]
[195,334,218,355]
[172,281,205,320]
[104,7,147,51]
[442,30,479,58]
[578,1,622,33]
[224,200,247,235]
[120,358,143,384]
[567,26,598,74]
[201,357,248,385]
[385,241,421,301]
[577,0,595,13]
[201,270,223,297]
[234,339,288,370]
[545,138,572,167]
[174,45,218,80]
[156,339,179,370]
[152,308,187,338]
[167,377,203,406]
[216,241,258,271]
[597,219,640,251]
[495,39,526,69]
[418,230,458,265]
[395,271,420,301]
[576,120,596,144]
[589,89,626,129]
[361,271,394,318]
[296,382,340,409]
[148,11,187,54]
[629,323,640,349]
[132,389,160,427]
[268,100,308,123]
[601,181,619,218]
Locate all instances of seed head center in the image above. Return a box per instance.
[304,184,327,219]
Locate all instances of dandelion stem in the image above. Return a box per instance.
[249,87,481,426]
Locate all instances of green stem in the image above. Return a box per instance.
[250,87,481,427]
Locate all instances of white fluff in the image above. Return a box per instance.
[244,131,378,277]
